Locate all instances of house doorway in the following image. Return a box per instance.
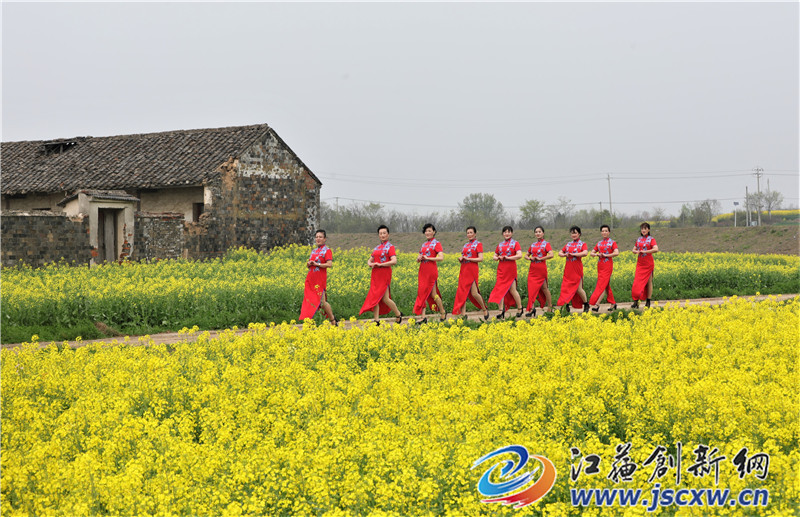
[97,208,121,262]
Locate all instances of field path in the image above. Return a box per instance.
[4,294,797,351]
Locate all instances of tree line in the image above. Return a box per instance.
[320,191,788,234]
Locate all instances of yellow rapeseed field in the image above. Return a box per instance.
[2,246,797,343]
[2,297,797,515]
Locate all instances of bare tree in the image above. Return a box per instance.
[762,190,784,221]
[544,196,575,227]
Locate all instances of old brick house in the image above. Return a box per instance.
[1,124,322,266]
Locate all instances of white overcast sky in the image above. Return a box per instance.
[2,2,798,217]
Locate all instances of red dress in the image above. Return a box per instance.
[526,239,551,311]
[557,239,587,309]
[452,239,483,315]
[359,242,397,315]
[413,239,444,315]
[589,238,618,306]
[299,245,333,320]
[631,236,657,301]
[488,239,521,309]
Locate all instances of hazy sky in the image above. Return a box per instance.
[3,2,798,218]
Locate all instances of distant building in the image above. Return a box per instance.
[1,124,321,266]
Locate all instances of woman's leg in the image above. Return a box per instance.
[509,280,523,310]
[381,289,401,317]
[431,282,446,318]
[470,283,488,313]
[542,280,553,311]
[320,292,335,323]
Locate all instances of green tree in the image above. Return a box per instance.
[457,193,508,231]
[518,199,545,229]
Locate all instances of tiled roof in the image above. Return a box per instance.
[57,190,140,207]
[1,124,319,195]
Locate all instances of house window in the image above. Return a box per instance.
[192,203,204,222]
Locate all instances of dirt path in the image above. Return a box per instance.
[4,294,796,351]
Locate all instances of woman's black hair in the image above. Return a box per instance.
[502,225,513,233]
[422,223,436,234]
[466,226,477,233]
[569,225,582,235]
[377,224,389,233]
[599,224,610,232]
[315,229,327,238]
[639,222,651,236]
[534,225,545,234]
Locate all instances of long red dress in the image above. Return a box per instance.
[589,238,618,306]
[359,242,397,315]
[413,238,444,315]
[488,239,521,309]
[452,239,483,315]
[557,239,587,309]
[631,235,657,301]
[299,245,333,320]
[526,239,551,311]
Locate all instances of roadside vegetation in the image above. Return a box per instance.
[2,245,797,344]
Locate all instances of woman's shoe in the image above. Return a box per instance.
[525,308,536,317]
[607,304,617,312]
[496,310,505,320]
[591,305,600,312]
[583,303,590,313]
[515,309,524,318]
[645,299,651,308]
[439,312,447,322]
[395,312,403,324]
[631,301,640,309]
[483,309,490,321]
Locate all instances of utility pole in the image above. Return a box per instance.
[607,174,613,230]
[753,167,763,226]
[733,201,739,227]
[745,187,750,226]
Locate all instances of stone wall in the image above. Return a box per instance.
[133,212,185,261]
[1,211,91,267]
[1,129,322,267]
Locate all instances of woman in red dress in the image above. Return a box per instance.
[413,223,447,323]
[524,225,554,317]
[488,226,523,319]
[557,226,590,313]
[359,225,403,324]
[631,222,659,309]
[299,229,336,324]
[589,224,619,312]
[452,226,489,321]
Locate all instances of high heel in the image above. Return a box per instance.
[591,306,600,312]
[631,301,640,309]
[483,309,490,321]
[395,312,403,324]
[583,303,590,313]
[607,304,617,312]
[525,308,536,317]
[496,310,505,320]
[439,311,447,322]
[645,299,651,308]
[515,309,524,318]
